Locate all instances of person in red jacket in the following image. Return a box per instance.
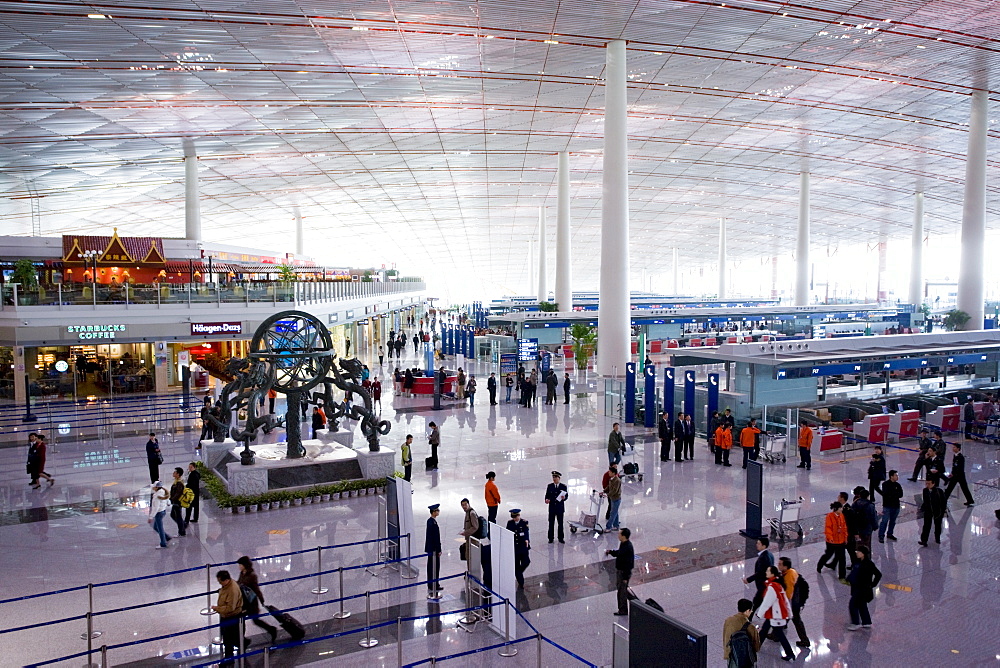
[755,566,796,661]
[817,501,849,580]
[740,419,762,469]
[715,423,733,467]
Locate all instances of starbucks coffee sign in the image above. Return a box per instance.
[67,324,127,340]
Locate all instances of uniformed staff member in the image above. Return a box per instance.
[425,504,443,597]
[507,509,531,588]
[544,470,568,544]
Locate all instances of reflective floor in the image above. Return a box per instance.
[1,345,998,667]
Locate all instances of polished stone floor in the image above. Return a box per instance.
[1,345,998,667]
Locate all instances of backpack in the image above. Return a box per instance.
[180,486,195,509]
[239,584,258,614]
[728,620,757,668]
[793,574,810,607]
[475,513,489,539]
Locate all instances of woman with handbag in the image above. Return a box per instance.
[237,556,278,644]
[846,545,882,630]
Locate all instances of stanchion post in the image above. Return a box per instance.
[396,616,403,667]
[311,546,329,594]
[85,612,93,662]
[81,583,102,640]
[498,599,518,657]
[400,534,417,579]
[238,616,246,668]
[263,647,270,668]
[200,564,216,615]
[536,632,543,668]
[358,591,379,647]
[333,567,350,619]
[100,644,108,668]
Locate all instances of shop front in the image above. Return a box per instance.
[25,341,154,400]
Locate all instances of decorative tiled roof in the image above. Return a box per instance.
[62,230,165,265]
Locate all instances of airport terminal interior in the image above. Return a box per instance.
[2,2,1000,667]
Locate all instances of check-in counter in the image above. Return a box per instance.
[853,413,890,444]
[925,404,961,433]
[887,410,920,442]
[818,429,844,452]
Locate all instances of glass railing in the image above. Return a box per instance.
[0,280,425,309]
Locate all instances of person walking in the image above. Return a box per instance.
[743,536,774,609]
[851,488,878,552]
[943,443,975,506]
[545,370,558,405]
[344,338,351,357]
[372,378,382,410]
[427,422,440,470]
[211,570,244,667]
[456,368,466,400]
[908,428,933,481]
[875,470,903,543]
[184,462,201,527]
[722,599,761,667]
[236,556,278,645]
[378,345,384,367]
[606,467,623,530]
[168,467,187,537]
[846,545,881,631]
[403,368,415,397]
[199,396,213,442]
[27,433,55,488]
[658,411,673,462]
[487,373,498,405]
[484,471,501,523]
[867,446,887,499]
[777,556,810,648]
[755,566,796,661]
[740,419,762,469]
[460,498,481,551]
[267,388,277,415]
[400,434,413,482]
[716,422,733,466]
[606,527,635,616]
[563,372,571,404]
[796,420,813,470]
[918,477,946,546]
[148,481,171,548]
[505,373,514,403]
[425,504,443,596]
[466,374,477,406]
[507,509,531,588]
[311,406,326,439]
[145,432,162,484]
[607,423,625,467]
[817,501,848,581]
[682,413,695,460]
[544,470,568,543]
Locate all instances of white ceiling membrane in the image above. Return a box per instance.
[0,1,996,297]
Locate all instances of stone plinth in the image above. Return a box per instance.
[226,463,268,496]
[356,446,395,481]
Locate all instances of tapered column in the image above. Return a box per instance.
[770,256,779,299]
[876,234,888,303]
[184,143,201,242]
[294,206,304,257]
[717,219,727,299]
[528,238,535,297]
[957,88,987,330]
[538,207,548,302]
[794,172,810,305]
[597,40,631,376]
[555,151,572,311]
[909,192,924,307]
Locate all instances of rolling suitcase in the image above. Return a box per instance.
[265,604,306,641]
[425,456,436,471]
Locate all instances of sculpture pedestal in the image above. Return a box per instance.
[356,446,395,481]
[218,442,363,495]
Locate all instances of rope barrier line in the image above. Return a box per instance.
[402,635,536,667]
[542,634,600,666]
[2,612,89,636]
[0,535,402,608]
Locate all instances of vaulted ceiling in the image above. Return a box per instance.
[0,1,997,298]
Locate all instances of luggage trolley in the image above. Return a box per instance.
[761,432,787,464]
[619,442,644,482]
[768,497,805,541]
[569,490,606,535]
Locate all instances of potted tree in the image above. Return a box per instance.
[12,259,39,305]
[943,309,971,331]
[569,323,597,371]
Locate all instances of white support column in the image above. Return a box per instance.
[794,172,810,306]
[184,143,201,242]
[555,151,572,311]
[717,218,726,299]
[537,206,548,302]
[597,39,631,377]
[294,206,304,257]
[672,248,679,296]
[528,238,535,298]
[909,192,924,308]
[770,256,779,299]
[877,234,888,304]
[957,88,987,330]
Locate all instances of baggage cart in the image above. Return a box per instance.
[569,490,606,535]
[767,497,804,541]
[761,432,786,464]
[619,442,643,482]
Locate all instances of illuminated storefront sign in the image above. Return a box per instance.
[66,324,126,340]
[191,322,243,336]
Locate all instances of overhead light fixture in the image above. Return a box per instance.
[88,13,106,19]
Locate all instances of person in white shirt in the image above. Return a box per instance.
[148,481,172,548]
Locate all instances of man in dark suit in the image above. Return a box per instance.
[918,479,946,546]
[742,536,774,609]
[487,373,498,405]
[943,443,975,506]
[425,504,443,597]
[544,471,568,543]
[683,413,695,460]
[563,373,571,404]
[184,462,201,526]
[658,411,673,462]
[673,412,686,462]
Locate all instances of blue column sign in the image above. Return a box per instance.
[625,362,637,424]
[683,369,696,420]
[644,364,656,428]
[467,329,476,359]
[707,373,720,425]
[663,367,675,419]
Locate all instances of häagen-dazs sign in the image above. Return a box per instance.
[191,322,243,336]
[67,324,126,340]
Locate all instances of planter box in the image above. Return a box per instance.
[237,506,247,514]
[303,497,312,505]
[332,492,340,501]
[247,504,257,512]
[293,498,303,506]
[322,494,331,502]
[259,502,270,510]
[281,500,291,508]
[312,496,321,503]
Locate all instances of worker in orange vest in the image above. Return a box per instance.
[714,422,733,467]
[740,418,762,469]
